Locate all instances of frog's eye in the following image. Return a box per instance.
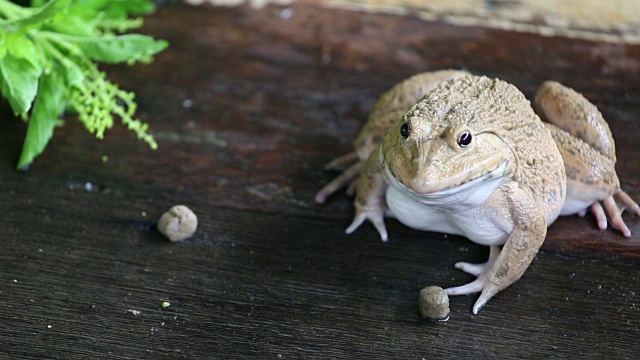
[457,131,472,147]
[400,123,411,139]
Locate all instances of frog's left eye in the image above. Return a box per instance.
[457,131,472,147]
[400,123,411,139]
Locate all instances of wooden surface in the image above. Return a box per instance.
[2,2,640,358]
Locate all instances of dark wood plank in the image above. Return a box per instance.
[1,2,639,358]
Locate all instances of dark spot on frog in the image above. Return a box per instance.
[566,165,579,180]
[372,135,382,145]
[495,263,509,279]
[565,147,576,156]
[603,172,615,185]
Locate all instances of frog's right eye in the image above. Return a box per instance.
[457,130,472,148]
[400,123,410,139]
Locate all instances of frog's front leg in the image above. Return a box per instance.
[345,146,390,241]
[446,182,546,314]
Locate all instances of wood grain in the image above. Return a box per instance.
[1,2,639,358]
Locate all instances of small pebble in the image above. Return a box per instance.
[419,286,450,321]
[158,205,198,242]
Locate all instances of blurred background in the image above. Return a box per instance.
[187,0,640,44]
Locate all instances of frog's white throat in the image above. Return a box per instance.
[381,149,509,208]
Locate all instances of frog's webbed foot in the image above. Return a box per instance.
[345,149,390,242]
[589,190,640,238]
[315,155,364,204]
[346,205,388,242]
[445,246,501,314]
[445,183,548,314]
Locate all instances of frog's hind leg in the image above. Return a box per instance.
[315,151,362,203]
[323,151,359,171]
[535,82,640,236]
[315,160,364,204]
[534,81,616,161]
[546,124,640,237]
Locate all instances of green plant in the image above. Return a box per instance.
[0,0,168,168]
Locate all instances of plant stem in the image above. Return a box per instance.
[0,0,26,20]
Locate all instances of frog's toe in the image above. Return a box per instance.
[473,284,501,314]
[614,190,640,216]
[445,278,484,296]
[454,262,485,276]
[590,201,609,230]
[444,277,502,314]
[346,178,358,197]
[590,194,636,237]
[345,207,388,242]
[370,217,389,242]
[445,277,501,314]
[602,197,631,237]
[453,245,500,276]
[315,161,364,204]
[445,246,502,313]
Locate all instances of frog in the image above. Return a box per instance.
[316,70,640,314]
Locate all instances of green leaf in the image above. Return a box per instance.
[0,53,42,114]
[7,35,43,73]
[44,0,156,36]
[0,0,71,33]
[46,14,102,37]
[0,33,7,59]
[97,0,156,17]
[65,34,168,64]
[45,0,111,37]
[115,0,156,15]
[1,0,165,168]
[17,72,66,169]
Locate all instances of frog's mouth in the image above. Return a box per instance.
[381,146,509,200]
